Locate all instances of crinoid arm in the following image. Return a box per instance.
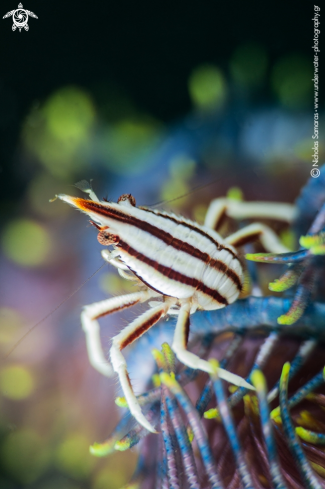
[246,230,325,325]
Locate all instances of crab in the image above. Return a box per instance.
[57,183,295,433]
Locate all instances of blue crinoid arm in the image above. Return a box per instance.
[246,165,325,326]
[191,297,325,339]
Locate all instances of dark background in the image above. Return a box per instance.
[0,0,318,203]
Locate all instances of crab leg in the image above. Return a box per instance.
[81,290,154,377]
[110,301,175,433]
[225,223,290,253]
[171,302,254,390]
[204,198,296,231]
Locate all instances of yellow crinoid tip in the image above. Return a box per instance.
[208,358,219,375]
[245,253,260,262]
[311,245,325,255]
[160,371,172,386]
[311,462,325,478]
[269,279,286,292]
[152,373,161,387]
[89,440,116,457]
[270,406,281,420]
[299,233,325,249]
[273,415,282,425]
[277,314,293,325]
[187,426,194,443]
[161,343,176,372]
[114,438,131,452]
[295,426,319,444]
[151,348,167,371]
[245,252,275,262]
[204,408,219,420]
[277,302,305,325]
[243,394,260,416]
[227,187,243,201]
[281,362,291,382]
[250,369,266,392]
[299,233,325,254]
[115,396,128,408]
[277,308,304,325]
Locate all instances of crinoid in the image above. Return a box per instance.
[84,166,325,489]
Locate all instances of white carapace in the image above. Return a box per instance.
[58,187,295,433]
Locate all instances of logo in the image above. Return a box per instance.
[311,168,320,178]
[3,3,38,32]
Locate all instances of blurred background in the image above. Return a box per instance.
[0,1,324,488]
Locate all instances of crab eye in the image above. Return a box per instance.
[117,194,136,207]
[97,230,119,246]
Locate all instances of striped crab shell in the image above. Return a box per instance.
[59,193,244,311]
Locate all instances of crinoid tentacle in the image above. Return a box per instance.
[271,365,325,420]
[246,169,325,326]
[209,360,254,489]
[160,372,224,489]
[246,240,321,325]
[158,343,200,489]
[251,370,287,489]
[267,338,317,403]
[204,332,279,420]
[279,363,323,489]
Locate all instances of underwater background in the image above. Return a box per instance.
[0,1,324,487]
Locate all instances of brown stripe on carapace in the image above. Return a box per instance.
[142,207,238,260]
[117,240,229,306]
[209,258,242,292]
[78,199,241,290]
[230,231,262,248]
[94,300,140,320]
[126,241,241,294]
[119,309,165,350]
